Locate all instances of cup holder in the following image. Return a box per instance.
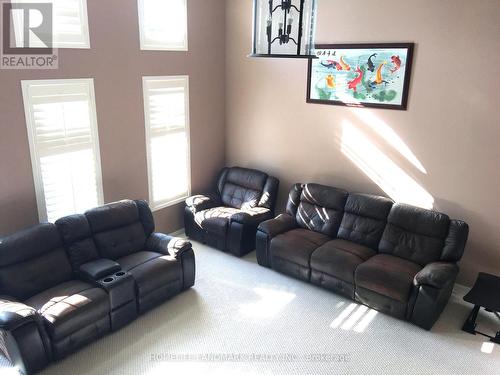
[103,277,115,283]
[115,271,126,277]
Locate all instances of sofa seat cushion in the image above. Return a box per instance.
[311,239,376,283]
[116,251,182,297]
[115,251,161,271]
[194,207,242,236]
[270,228,331,267]
[355,254,422,302]
[24,280,110,341]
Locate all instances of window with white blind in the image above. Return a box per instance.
[21,79,103,223]
[143,76,191,210]
[12,0,90,49]
[137,0,188,51]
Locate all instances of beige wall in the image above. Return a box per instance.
[0,0,226,235]
[225,0,500,285]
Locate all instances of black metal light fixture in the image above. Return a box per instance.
[250,0,317,58]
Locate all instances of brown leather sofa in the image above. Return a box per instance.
[184,166,279,256]
[0,200,194,373]
[256,183,469,330]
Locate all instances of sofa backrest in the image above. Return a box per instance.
[291,183,348,237]
[285,183,469,265]
[84,200,155,260]
[0,224,73,301]
[217,167,273,210]
[379,203,452,266]
[338,193,394,249]
[55,214,100,269]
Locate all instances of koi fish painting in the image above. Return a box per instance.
[307,43,414,110]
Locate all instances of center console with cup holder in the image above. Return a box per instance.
[97,270,137,330]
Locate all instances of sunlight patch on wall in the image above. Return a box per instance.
[350,109,427,174]
[341,121,434,209]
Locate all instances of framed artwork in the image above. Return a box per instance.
[307,43,414,110]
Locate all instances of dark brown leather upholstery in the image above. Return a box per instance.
[311,240,376,285]
[194,207,241,236]
[185,166,279,256]
[355,254,422,302]
[0,223,110,371]
[295,184,348,237]
[24,281,110,358]
[271,229,330,267]
[55,214,101,269]
[116,252,183,313]
[0,199,195,373]
[338,193,393,249]
[83,200,194,313]
[379,203,451,266]
[257,183,469,330]
[0,224,73,301]
[79,259,121,280]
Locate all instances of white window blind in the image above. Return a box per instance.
[21,79,104,223]
[138,0,188,51]
[12,0,90,49]
[143,76,191,210]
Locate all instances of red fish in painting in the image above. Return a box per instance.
[321,60,343,70]
[390,55,402,73]
[347,66,363,92]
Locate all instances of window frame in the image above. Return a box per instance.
[142,75,192,211]
[21,78,104,222]
[12,0,91,49]
[137,0,189,51]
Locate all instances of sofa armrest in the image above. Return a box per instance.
[414,262,459,289]
[257,214,297,239]
[231,207,273,226]
[0,298,37,331]
[146,233,192,258]
[185,194,219,213]
[441,220,469,262]
[79,259,121,280]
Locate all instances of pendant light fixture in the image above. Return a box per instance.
[250,0,318,58]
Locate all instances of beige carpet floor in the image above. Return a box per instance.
[40,238,499,375]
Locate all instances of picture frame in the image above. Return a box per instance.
[307,43,414,110]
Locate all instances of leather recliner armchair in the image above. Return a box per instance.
[185,167,279,256]
[256,183,469,330]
